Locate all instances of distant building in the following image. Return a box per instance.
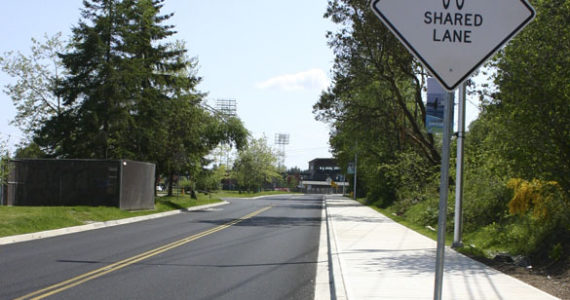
[307,158,343,181]
[301,158,348,194]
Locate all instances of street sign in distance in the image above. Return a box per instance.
[347,162,355,175]
[426,78,453,133]
[371,0,535,91]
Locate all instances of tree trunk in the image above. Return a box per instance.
[168,170,174,196]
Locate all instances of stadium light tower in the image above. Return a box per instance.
[214,99,238,169]
[216,99,237,117]
[274,133,290,170]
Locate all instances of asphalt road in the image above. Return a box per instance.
[0,194,324,300]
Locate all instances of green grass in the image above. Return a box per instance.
[0,193,221,238]
[459,230,505,258]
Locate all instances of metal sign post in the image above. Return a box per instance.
[453,82,467,248]
[434,91,454,300]
[427,78,457,299]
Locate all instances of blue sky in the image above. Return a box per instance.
[0,1,480,169]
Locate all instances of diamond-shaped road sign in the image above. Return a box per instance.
[371,0,535,91]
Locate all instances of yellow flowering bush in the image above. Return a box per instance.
[505,178,569,257]
[507,178,567,221]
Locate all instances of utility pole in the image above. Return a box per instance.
[353,151,357,200]
[453,82,467,248]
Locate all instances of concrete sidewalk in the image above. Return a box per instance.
[324,195,559,300]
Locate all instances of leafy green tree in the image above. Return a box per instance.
[158,92,248,195]
[458,0,570,258]
[286,167,302,190]
[211,143,233,168]
[486,0,570,190]
[314,0,440,203]
[448,0,570,261]
[14,142,45,159]
[232,136,280,192]
[0,33,66,136]
[459,112,514,230]
[196,165,226,192]
[319,0,440,163]
[160,102,247,196]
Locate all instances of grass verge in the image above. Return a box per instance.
[357,198,457,248]
[0,193,221,238]
[358,198,516,258]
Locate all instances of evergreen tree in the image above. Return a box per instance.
[34,0,249,196]
[119,2,199,162]
[37,0,131,158]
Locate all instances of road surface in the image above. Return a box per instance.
[0,194,324,300]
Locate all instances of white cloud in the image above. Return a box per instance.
[255,69,330,92]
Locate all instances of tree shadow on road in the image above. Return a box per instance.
[199,215,322,228]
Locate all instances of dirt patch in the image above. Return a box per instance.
[467,254,570,300]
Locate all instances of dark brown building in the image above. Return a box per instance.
[302,158,347,194]
[307,158,344,182]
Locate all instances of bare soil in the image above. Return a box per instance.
[467,254,570,300]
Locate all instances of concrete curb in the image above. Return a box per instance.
[325,195,348,300]
[314,196,332,300]
[0,201,230,246]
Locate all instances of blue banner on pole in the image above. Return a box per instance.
[427,78,453,133]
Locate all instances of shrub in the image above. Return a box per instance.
[405,196,439,227]
[462,173,512,232]
[504,178,569,257]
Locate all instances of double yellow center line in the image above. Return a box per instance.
[15,206,272,300]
